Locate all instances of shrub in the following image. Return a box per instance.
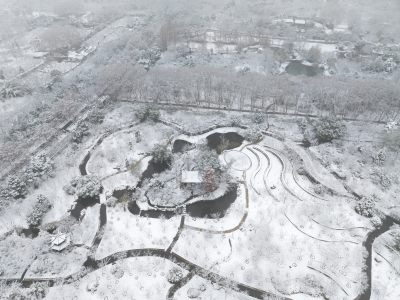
[202,168,217,192]
[0,82,31,99]
[252,112,265,124]
[230,116,242,127]
[151,144,172,165]
[87,110,105,124]
[66,176,102,200]
[167,267,183,284]
[27,282,48,299]
[362,58,386,73]
[71,122,89,143]
[196,148,221,171]
[135,106,160,122]
[138,47,161,69]
[24,154,55,187]
[4,175,27,200]
[355,196,376,218]
[312,117,346,144]
[27,194,52,227]
[304,46,322,64]
[242,126,263,143]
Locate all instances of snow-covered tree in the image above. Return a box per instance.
[167,267,183,283]
[313,117,346,144]
[355,196,377,218]
[4,175,27,200]
[242,126,263,143]
[135,106,160,122]
[26,194,52,227]
[24,154,55,187]
[196,147,221,172]
[0,82,31,99]
[151,144,172,166]
[66,176,102,200]
[252,112,265,124]
[202,168,217,192]
[71,122,89,144]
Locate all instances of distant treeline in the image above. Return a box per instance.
[97,65,400,122]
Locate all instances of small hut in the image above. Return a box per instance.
[181,171,203,189]
[50,232,70,252]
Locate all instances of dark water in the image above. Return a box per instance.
[355,216,395,300]
[286,61,323,77]
[70,195,100,220]
[19,226,40,238]
[79,152,91,175]
[127,185,238,219]
[187,186,237,218]
[137,159,170,188]
[112,188,135,202]
[207,132,244,154]
[172,139,194,153]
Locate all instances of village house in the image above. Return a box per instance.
[181,170,203,189]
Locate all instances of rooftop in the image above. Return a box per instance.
[181,170,203,184]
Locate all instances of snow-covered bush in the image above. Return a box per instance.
[65,176,102,200]
[3,175,28,200]
[151,143,172,166]
[242,126,263,143]
[0,82,31,99]
[111,265,124,279]
[187,288,201,298]
[230,116,242,127]
[371,170,392,189]
[138,47,161,70]
[252,112,265,124]
[27,194,52,227]
[87,109,105,124]
[106,196,118,207]
[301,117,346,146]
[303,46,322,64]
[24,154,55,187]
[167,267,183,283]
[71,122,89,143]
[135,106,160,122]
[202,168,218,192]
[196,148,221,172]
[355,196,376,218]
[372,149,386,165]
[313,117,346,144]
[362,58,387,73]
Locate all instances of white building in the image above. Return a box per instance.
[181,170,203,188]
[50,232,70,252]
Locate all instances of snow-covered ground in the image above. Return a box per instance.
[1,102,399,299]
[95,205,182,260]
[44,257,185,300]
[174,136,372,299]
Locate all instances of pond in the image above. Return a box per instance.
[285,61,323,77]
[207,132,244,154]
[70,195,100,220]
[127,185,238,219]
[172,139,194,153]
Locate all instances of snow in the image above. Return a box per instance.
[0,233,48,278]
[95,204,182,260]
[44,257,184,300]
[184,183,247,232]
[224,150,252,171]
[174,275,255,299]
[174,136,371,299]
[71,204,100,247]
[86,123,175,179]
[181,170,202,184]
[26,247,88,279]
